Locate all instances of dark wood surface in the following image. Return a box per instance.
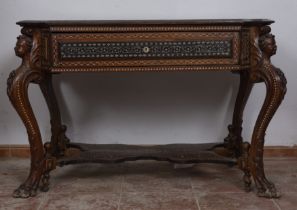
[17,19,274,27]
[58,143,236,165]
[7,19,286,199]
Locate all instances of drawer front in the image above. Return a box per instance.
[60,40,232,60]
[51,32,240,70]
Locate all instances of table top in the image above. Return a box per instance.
[17,19,274,27]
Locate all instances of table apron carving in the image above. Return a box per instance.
[7,19,286,199]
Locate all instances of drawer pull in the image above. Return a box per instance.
[143,46,150,53]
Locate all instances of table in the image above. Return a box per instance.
[7,19,287,198]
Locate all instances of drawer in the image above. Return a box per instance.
[51,32,240,70]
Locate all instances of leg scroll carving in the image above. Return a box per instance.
[7,67,45,198]
[248,32,287,198]
[7,32,46,198]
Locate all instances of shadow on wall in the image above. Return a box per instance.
[52,71,239,144]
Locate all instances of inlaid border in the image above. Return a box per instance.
[50,25,242,33]
[59,40,232,60]
[51,32,240,70]
[50,65,248,73]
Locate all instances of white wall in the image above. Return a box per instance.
[0,0,296,146]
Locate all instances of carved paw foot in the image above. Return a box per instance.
[255,179,281,198]
[12,169,43,198]
[13,184,38,198]
[243,173,252,192]
[39,172,50,192]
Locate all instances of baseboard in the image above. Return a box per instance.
[0,145,31,158]
[263,146,297,157]
[1,144,297,158]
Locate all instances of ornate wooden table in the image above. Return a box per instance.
[7,19,286,198]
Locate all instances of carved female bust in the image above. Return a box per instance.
[14,35,32,58]
[259,34,277,58]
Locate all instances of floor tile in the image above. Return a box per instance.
[0,158,29,173]
[1,158,296,210]
[122,172,192,193]
[190,164,244,193]
[40,192,119,210]
[121,160,192,193]
[0,193,44,210]
[0,168,28,196]
[265,159,297,193]
[120,191,199,210]
[49,163,123,194]
[195,192,279,210]
[274,192,297,210]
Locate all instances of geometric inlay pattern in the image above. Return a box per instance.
[60,40,232,59]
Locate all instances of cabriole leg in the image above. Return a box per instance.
[249,32,287,198]
[249,66,286,198]
[7,68,45,198]
[7,31,47,198]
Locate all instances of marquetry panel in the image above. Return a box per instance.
[60,40,232,60]
[51,32,240,70]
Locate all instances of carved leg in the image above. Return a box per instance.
[225,71,254,191]
[7,68,45,198]
[38,74,69,191]
[39,142,52,192]
[39,74,69,157]
[40,171,50,192]
[249,66,286,198]
[224,71,253,157]
[238,142,252,192]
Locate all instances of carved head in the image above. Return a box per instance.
[14,35,32,57]
[259,34,277,57]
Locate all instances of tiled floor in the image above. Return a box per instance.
[0,158,296,210]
